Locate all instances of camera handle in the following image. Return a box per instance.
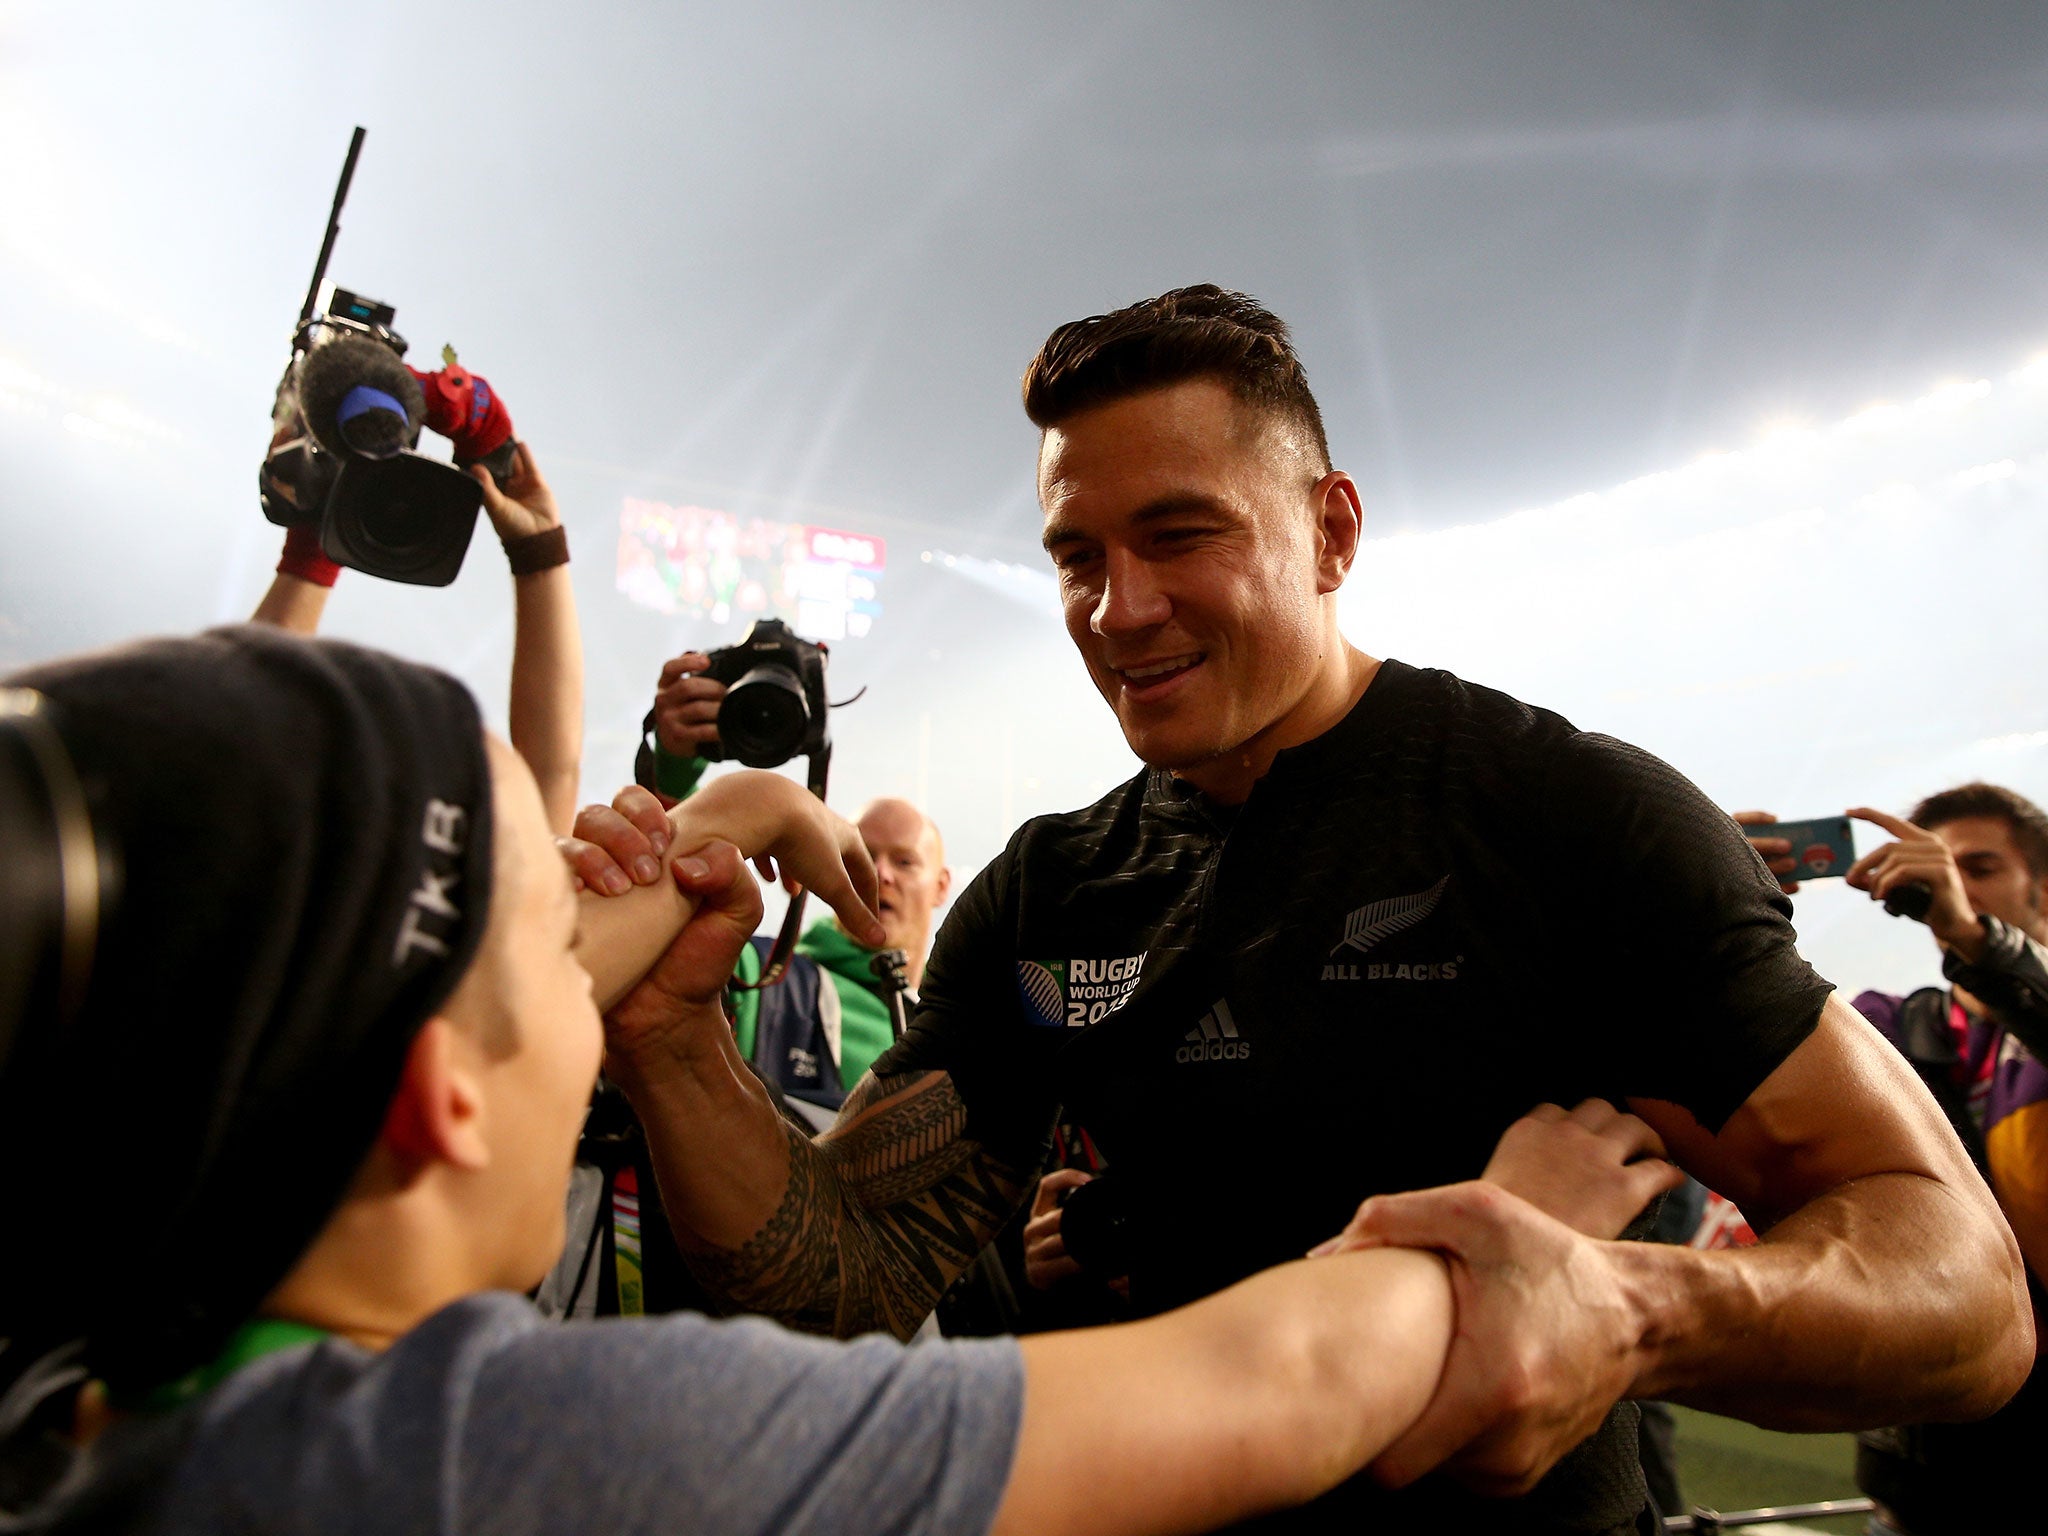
[297,128,367,347]
[728,741,832,992]
[867,949,912,1040]
[1883,881,1934,922]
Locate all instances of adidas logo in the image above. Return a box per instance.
[1174,999,1251,1063]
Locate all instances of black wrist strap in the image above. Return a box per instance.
[503,525,569,576]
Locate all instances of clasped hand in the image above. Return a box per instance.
[561,777,881,1062]
[603,838,763,1051]
[563,776,881,944]
[1311,1099,1683,1496]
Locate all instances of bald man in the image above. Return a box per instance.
[714,794,952,1113]
[851,797,952,989]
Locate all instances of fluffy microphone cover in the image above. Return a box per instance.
[295,336,426,458]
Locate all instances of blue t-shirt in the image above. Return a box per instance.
[21,1293,1024,1535]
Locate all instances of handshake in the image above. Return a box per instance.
[558,769,885,1014]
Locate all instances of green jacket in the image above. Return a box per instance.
[729,918,896,1094]
[658,743,895,1093]
[650,741,710,799]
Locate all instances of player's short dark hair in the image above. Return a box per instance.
[1022,285,1333,473]
[1910,781,2048,878]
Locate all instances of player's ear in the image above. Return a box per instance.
[378,1017,492,1172]
[1310,470,1362,593]
[934,864,952,905]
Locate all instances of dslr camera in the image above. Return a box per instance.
[697,620,832,770]
[631,618,849,990]
[1058,1172,1132,1282]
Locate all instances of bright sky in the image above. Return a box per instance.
[6,0,2048,996]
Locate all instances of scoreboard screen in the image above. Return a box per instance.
[616,496,885,641]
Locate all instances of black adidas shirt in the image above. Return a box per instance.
[877,660,1831,1536]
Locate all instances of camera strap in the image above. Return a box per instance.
[730,743,833,993]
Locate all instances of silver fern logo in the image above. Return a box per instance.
[1329,875,1449,957]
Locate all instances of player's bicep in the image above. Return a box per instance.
[1628,992,1979,1231]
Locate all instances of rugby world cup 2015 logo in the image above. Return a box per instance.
[1017,960,1068,1029]
[1017,953,1147,1029]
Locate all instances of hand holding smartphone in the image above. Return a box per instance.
[1736,812,1933,917]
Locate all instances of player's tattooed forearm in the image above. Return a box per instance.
[682,1128,849,1334]
[684,1071,1029,1337]
[827,1071,977,1205]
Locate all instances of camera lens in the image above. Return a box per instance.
[320,456,483,588]
[717,666,810,768]
[1059,1174,1131,1280]
[357,490,423,553]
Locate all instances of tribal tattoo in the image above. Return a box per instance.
[683,1070,1031,1338]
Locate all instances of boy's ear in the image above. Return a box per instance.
[379,1018,492,1172]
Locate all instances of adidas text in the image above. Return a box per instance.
[1175,1037,1250,1062]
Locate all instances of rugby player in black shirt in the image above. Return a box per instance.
[578,287,2031,1534]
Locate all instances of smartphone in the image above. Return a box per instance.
[1743,816,1855,880]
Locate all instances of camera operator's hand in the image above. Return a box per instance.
[1847,806,1984,960]
[252,416,344,631]
[470,441,560,542]
[1733,808,1800,894]
[670,770,884,947]
[1022,1169,1094,1290]
[561,786,672,894]
[261,418,311,515]
[654,652,727,760]
[605,839,762,1060]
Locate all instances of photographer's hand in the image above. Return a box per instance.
[654,652,727,759]
[1846,807,1983,960]
[1733,809,1800,894]
[1022,1169,1093,1290]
